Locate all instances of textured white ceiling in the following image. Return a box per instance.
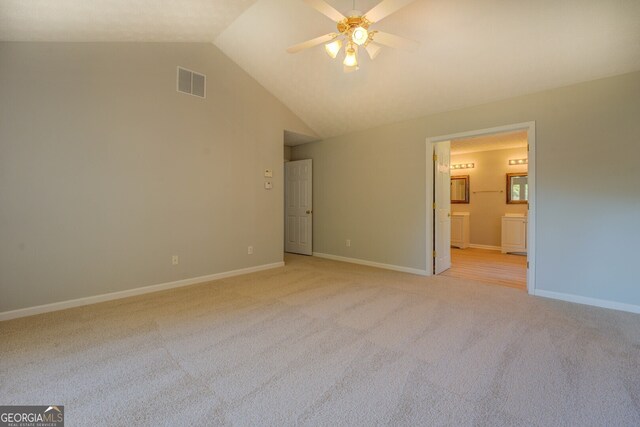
[0,0,257,41]
[451,131,527,155]
[284,130,320,146]
[215,0,640,137]
[2,0,640,139]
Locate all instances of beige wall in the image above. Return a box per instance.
[451,147,528,247]
[292,71,640,307]
[0,42,314,312]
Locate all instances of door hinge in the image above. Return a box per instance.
[527,144,530,152]
[433,202,436,209]
[433,154,438,162]
[433,250,437,258]
[527,261,530,269]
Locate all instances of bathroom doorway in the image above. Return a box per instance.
[427,122,536,294]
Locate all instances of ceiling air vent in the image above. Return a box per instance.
[176,66,206,98]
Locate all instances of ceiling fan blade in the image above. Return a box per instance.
[287,33,339,54]
[365,42,382,60]
[304,0,346,23]
[372,31,418,50]
[364,0,416,23]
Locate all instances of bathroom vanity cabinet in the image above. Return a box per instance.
[501,214,527,254]
[451,212,470,249]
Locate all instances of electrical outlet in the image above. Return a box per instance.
[172,255,179,265]
[248,246,253,255]
[346,239,351,247]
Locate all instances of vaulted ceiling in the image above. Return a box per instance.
[2,0,640,139]
[0,0,258,41]
[215,0,640,137]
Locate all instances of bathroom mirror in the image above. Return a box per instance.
[451,175,470,204]
[507,173,528,204]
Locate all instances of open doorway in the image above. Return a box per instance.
[426,122,536,294]
[283,131,317,256]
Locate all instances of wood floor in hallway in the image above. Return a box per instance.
[441,247,527,290]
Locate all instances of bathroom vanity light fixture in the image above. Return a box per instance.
[509,159,528,165]
[451,163,474,170]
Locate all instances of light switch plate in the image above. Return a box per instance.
[264,169,273,178]
[265,181,273,190]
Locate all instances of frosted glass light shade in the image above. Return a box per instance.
[324,39,343,59]
[343,45,358,67]
[352,27,369,46]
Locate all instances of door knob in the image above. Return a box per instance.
[448,213,451,217]
[306,210,312,214]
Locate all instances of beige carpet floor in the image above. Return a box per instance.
[1,254,639,426]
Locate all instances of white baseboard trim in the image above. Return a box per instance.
[0,262,285,322]
[468,244,502,251]
[313,252,427,276]
[534,289,640,314]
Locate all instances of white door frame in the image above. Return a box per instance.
[425,121,537,295]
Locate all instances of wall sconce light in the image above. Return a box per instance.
[509,159,528,165]
[451,163,475,170]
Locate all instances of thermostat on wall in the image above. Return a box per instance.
[264,169,273,178]
[265,181,273,190]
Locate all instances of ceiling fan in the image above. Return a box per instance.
[287,0,418,73]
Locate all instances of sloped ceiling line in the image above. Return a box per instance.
[2,0,640,138]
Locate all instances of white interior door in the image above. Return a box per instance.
[285,159,313,255]
[434,141,451,274]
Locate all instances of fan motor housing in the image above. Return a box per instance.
[337,16,370,34]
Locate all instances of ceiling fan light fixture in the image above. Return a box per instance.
[365,42,382,60]
[287,0,419,72]
[324,39,343,59]
[351,26,369,45]
[343,44,358,67]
